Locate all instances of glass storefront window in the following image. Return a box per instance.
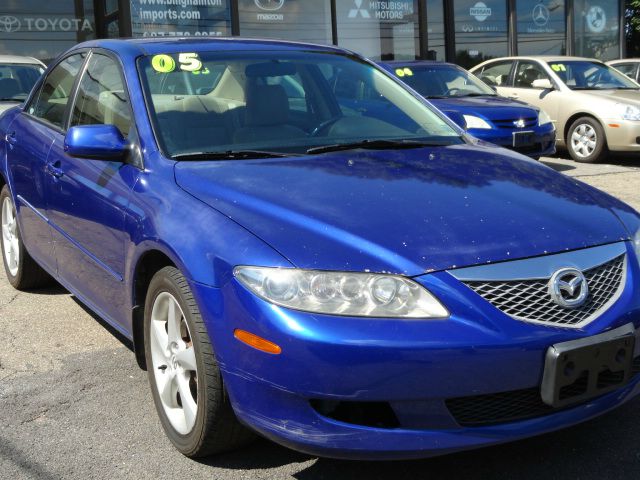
[426,0,445,61]
[517,0,565,55]
[574,0,620,61]
[130,0,231,38]
[0,0,95,63]
[238,0,332,45]
[454,0,508,69]
[335,0,420,60]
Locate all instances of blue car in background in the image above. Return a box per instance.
[1,38,640,461]
[379,61,556,159]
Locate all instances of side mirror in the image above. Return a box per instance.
[532,78,554,90]
[64,124,129,160]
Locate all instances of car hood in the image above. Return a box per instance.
[574,89,640,106]
[174,145,629,275]
[0,101,21,115]
[429,96,537,127]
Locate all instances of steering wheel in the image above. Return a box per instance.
[310,115,343,137]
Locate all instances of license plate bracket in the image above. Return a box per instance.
[512,130,535,147]
[541,323,636,408]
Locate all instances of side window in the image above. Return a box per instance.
[514,61,551,88]
[478,61,513,87]
[70,53,132,137]
[28,53,85,128]
[612,63,637,80]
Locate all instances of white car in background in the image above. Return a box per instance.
[471,56,640,163]
[0,55,46,115]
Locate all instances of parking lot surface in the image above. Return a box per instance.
[2,155,640,479]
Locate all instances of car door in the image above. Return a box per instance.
[44,51,140,330]
[500,60,562,130]
[5,53,86,273]
[473,60,515,96]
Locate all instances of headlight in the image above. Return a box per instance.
[234,267,449,318]
[538,109,553,126]
[617,103,640,121]
[463,114,492,129]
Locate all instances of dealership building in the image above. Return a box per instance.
[0,1,625,68]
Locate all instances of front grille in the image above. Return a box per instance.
[493,117,537,129]
[463,255,625,327]
[447,356,640,427]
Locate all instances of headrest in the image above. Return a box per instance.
[244,84,290,126]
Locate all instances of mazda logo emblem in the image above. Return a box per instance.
[548,268,589,308]
[514,119,526,128]
[254,0,285,11]
[0,16,21,33]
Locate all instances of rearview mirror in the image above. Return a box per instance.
[245,61,296,78]
[64,124,129,160]
[532,78,554,90]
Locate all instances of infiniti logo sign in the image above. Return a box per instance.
[0,16,21,33]
[548,268,589,308]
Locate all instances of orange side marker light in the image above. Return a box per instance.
[234,329,282,354]
[608,124,620,128]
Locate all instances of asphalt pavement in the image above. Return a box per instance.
[2,154,640,479]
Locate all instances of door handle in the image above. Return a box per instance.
[5,131,17,145]
[46,161,64,178]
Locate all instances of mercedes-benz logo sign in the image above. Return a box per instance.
[254,0,285,11]
[0,16,21,33]
[532,4,550,27]
[548,268,589,309]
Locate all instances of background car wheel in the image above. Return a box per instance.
[566,116,607,163]
[144,266,254,457]
[1,185,52,290]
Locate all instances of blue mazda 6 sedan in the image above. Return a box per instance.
[380,61,556,159]
[1,38,640,461]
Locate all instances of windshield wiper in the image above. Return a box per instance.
[0,97,22,102]
[306,139,442,155]
[172,150,291,160]
[424,95,449,99]
[454,92,495,97]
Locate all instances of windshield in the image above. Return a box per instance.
[0,63,44,101]
[390,64,496,98]
[547,61,639,90]
[138,51,462,158]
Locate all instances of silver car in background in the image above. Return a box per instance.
[607,59,640,83]
[471,56,640,163]
[0,55,45,115]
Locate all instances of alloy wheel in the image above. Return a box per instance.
[149,291,199,435]
[570,123,597,159]
[1,196,19,277]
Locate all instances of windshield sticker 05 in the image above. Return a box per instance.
[151,53,204,73]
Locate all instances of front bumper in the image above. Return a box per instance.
[469,124,556,158]
[191,241,640,460]
[602,120,640,152]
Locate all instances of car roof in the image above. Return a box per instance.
[69,37,351,62]
[607,59,640,63]
[0,54,45,66]
[380,60,460,69]
[476,55,600,64]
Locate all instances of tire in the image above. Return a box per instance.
[566,116,607,163]
[0,185,52,289]
[143,266,254,457]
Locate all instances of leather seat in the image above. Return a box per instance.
[233,84,306,143]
